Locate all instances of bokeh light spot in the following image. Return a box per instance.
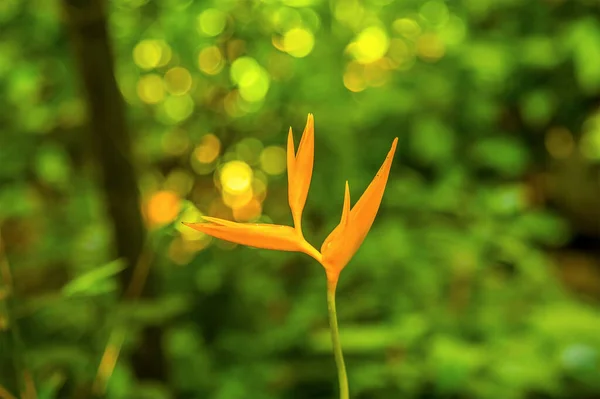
[231,57,260,85]
[197,9,227,37]
[260,146,287,175]
[416,33,445,61]
[351,26,390,64]
[198,46,224,75]
[117,68,139,105]
[169,235,210,265]
[300,7,321,32]
[146,190,181,226]
[222,187,253,209]
[231,57,270,103]
[271,7,302,33]
[283,28,315,58]
[419,1,450,27]
[236,138,264,165]
[272,35,286,52]
[441,15,467,46]
[220,161,253,194]
[157,41,173,67]
[364,59,391,87]
[252,178,268,203]
[165,169,194,196]
[164,67,192,96]
[163,94,194,123]
[194,134,221,164]
[343,62,367,92]
[176,202,207,241]
[388,39,415,70]
[239,71,270,102]
[133,40,171,70]
[137,74,165,104]
[334,0,364,28]
[233,198,262,222]
[223,90,247,118]
[393,18,422,39]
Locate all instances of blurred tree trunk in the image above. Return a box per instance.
[0,238,20,398]
[61,0,165,385]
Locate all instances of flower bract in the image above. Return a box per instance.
[184,115,397,282]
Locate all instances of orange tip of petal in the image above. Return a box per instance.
[341,181,350,228]
[287,127,295,193]
[288,114,315,230]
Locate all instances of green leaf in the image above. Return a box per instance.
[471,136,529,177]
[410,117,455,166]
[62,259,126,297]
[569,19,600,94]
[520,90,556,127]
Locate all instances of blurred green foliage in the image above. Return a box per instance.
[1,0,600,398]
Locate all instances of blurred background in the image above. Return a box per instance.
[1,0,600,397]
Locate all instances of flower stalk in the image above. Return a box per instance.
[327,277,349,399]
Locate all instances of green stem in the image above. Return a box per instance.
[327,277,349,399]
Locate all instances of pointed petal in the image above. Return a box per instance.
[350,137,398,222]
[320,181,351,255]
[200,216,236,226]
[287,127,295,195]
[340,180,350,229]
[183,221,304,252]
[321,138,398,274]
[288,114,314,229]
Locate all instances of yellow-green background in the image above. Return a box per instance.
[1,0,600,397]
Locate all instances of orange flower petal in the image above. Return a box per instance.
[340,180,350,229]
[320,181,350,264]
[183,219,304,252]
[321,138,398,277]
[287,127,295,195]
[287,114,314,230]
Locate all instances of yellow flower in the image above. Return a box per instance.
[184,114,397,283]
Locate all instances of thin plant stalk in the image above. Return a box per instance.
[326,277,349,399]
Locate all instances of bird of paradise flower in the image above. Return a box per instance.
[185,114,397,399]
